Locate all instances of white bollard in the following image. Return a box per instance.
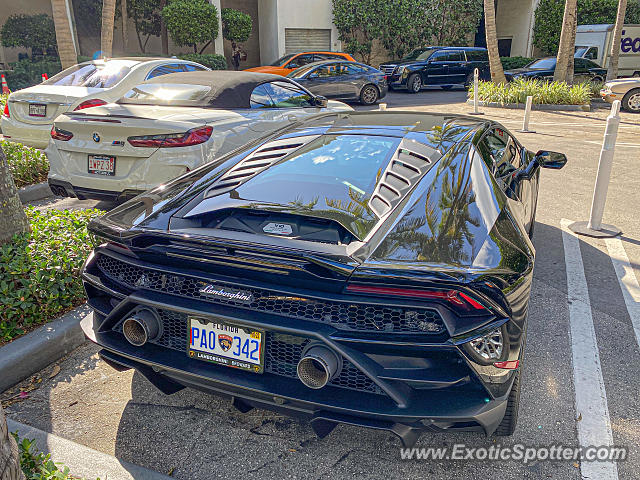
[378,103,387,111]
[518,96,535,133]
[587,100,621,231]
[469,68,484,115]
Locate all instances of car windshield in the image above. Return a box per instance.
[403,48,437,61]
[118,83,211,105]
[269,53,297,67]
[43,61,134,88]
[525,58,557,70]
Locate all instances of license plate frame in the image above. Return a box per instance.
[187,317,265,374]
[88,155,116,176]
[28,103,46,117]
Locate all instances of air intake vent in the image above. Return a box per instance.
[204,135,318,198]
[368,139,441,217]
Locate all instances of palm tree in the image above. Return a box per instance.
[0,407,24,480]
[50,0,77,69]
[0,146,29,245]
[101,0,117,57]
[121,0,129,51]
[484,0,506,84]
[554,0,578,83]
[607,0,628,80]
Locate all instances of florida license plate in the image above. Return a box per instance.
[28,103,46,117]
[187,317,264,373]
[88,155,115,176]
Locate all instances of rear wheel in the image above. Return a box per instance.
[359,84,379,105]
[494,371,521,436]
[407,74,422,93]
[622,88,640,113]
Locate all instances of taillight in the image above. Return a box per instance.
[345,284,486,314]
[73,98,107,111]
[2,102,9,118]
[51,126,73,141]
[127,125,213,148]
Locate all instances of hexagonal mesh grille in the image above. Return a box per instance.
[114,309,384,395]
[97,254,444,334]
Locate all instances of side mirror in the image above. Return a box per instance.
[313,95,328,108]
[535,150,567,169]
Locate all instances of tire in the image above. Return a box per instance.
[622,88,640,113]
[441,85,453,90]
[407,74,422,93]
[494,371,521,436]
[359,84,379,105]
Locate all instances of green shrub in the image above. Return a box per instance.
[5,57,62,91]
[177,53,227,70]
[162,0,220,54]
[468,78,592,105]
[0,93,8,113]
[221,8,252,43]
[1,140,49,188]
[12,433,92,480]
[0,14,57,56]
[0,207,104,343]
[501,56,535,71]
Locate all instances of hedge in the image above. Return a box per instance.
[4,57,62,91]
[468,78,593,105]
[1,140,49,188]
[501,56,535,71]
[177,53,228,70]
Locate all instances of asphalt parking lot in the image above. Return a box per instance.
[4,91,640,479]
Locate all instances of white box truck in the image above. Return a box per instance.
[575,24,640,77]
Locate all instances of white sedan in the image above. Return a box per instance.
[1,57,209,148]
[46,71,352,202]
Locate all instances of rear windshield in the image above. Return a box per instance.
[525,58,556,69]
[118,83,212,105]
[44,61,133,88]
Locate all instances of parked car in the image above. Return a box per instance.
[504,57,607,82]
[46,71,352,202]
[245,51,356,76]
[601,77,640,112]
[575,24,640,78]
[287,60,387,105]
[1,57,209,149]
[379,46,489,93]
[80,110,566,444]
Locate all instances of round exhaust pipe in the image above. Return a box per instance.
[297,345,342,389]
[122,309,161,346]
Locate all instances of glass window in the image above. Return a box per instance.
[585,47,598,60]
[146,63,186,79]
[269,53,296,67]
[403,48,437,61]
[288,54,315,68]
[119,83,211,104]
[525,58,556,70]
[310,63,341,78]
[184,63,207,72]
[467,50,489,61]
[250,81,313,108]
[347,63,368,74]
[44,61,133,88]
[250,84,274,108]
[479,128,521,179]
[314,53,340,61]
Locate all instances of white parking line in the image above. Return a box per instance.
[605,238,640,348]
[561,219,618,480]
[585,141,640,148]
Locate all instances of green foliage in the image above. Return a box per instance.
[0,93,8,113]
[0,14,57,56]
[533,0,640,55]
[162,0,219,54]
[469,78,593,105]
[127,0,162,53]
[73,0,121,39]
[0,207,103,343]
[1,140,49,188]
[221,8,252,43]
[501,56,535,70]
[12,433,74,479]
[5,57,62,91]
[177,53,227,70]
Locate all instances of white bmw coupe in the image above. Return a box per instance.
[46,71,352,202]
[1,57,209,148]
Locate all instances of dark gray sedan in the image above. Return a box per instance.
[287,60,387,105]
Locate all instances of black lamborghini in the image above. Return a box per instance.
[81,111,566,446]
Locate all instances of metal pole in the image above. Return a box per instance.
[469,68,484,115]
[588,100,621,231]
[518,96,535,133]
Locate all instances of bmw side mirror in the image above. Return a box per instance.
[313,95,328,108]
[535,150,567,169]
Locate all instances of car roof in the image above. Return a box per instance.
[79,57,199,66]
[290,51,352,56]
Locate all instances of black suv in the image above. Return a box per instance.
[380,46,489,93]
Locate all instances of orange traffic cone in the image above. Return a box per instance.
[41,73,48,82]
[1,74,10,94]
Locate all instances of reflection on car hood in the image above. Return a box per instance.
[8,84,104,103]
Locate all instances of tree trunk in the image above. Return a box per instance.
[50,0,77,69]
[0,406,24,480]
[0,146,29,246]
[554,0,577,83]
[121,0,129,52]
[484,0,506,84]
[607,0,628,80]
[160,0,168,55]
[101,0,117,57]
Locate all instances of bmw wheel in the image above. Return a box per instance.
[407,74,422,93]
[622,88,640,113]
[359,84,379,105]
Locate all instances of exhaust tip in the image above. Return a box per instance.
[122,309,160,346]
[297,345,341,389]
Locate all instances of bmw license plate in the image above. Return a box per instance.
[187,317,264,373]
[88,155,115,176]
[28,103,46,117]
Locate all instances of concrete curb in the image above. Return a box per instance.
[18,181,53,203]
[0,305,90,392]
[465,99,591,111]
[7,419,173,480]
